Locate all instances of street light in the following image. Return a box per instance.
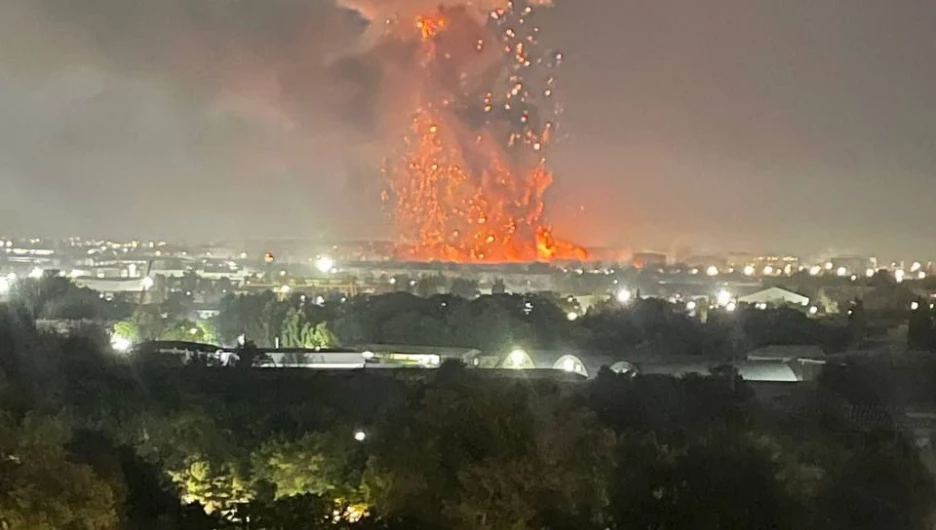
[353,430,367,442]
[111,336,131,353]
[566,311,579,321]
[315,256,335,274]
[716,289,732,307]
[616,288,632,304]
[508,348,527,368]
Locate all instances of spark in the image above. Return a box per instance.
[383,0,583,262]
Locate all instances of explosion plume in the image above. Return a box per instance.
[347,0,584,262]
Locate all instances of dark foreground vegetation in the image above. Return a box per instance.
[2,299,936,530]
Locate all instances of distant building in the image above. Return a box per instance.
[738,287,809,307]
[830,256,868,276]
[631,252,667,269]
[73,277,148,295]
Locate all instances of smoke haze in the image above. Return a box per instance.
[2,0,936,258]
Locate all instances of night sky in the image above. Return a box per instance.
[2,0,935,259]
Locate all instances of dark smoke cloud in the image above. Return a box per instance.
[0,0,390,241]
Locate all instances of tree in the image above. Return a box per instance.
[449,278,480,299]
[218,292,278,346]
[8,276,126,322]
[608,431,794,530]
[168,458,253,515]
[0,412,119,530]
[415,275,446,297]
[908,302,932,351]
[281,308,340,348]
[251,428,365,502]
[365,372,614,529]
[161,319,214,343]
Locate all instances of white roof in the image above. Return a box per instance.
[747,345,825,361]
[72,277,148,293]
[736,361,800,382]
[738,286,809,306]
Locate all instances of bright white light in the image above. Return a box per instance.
[28,267,43,279]
[686,300,697,311]
[141,276,154,290]
[315,256,335,274]
[865,268,875,278]
[388,277,397,285]
[808,306,819,315]
[824,262,833,271]
[0,277,9,294]
[566,311,579,321]
[836,266,847,277]
[809,265,821,276]
[189,327,199,336]
[763,265,774,275]
[725,302,737,312]
[911,301,920,311]
[561,358,576,372]
[616,288,633,304]
[279,284,291,294]
[895,269,906,283]
[237,334,246,346]
[362,351,375,360]
[508,349,527,368]
[705,265,719,277]
[111,336,131,352]
[353,430,367,442]
[919,271,927,280]
[911,261,922,272]
[783,264,794,275]
[755,302,767,310]
[315,295,325,305]
[716,289,732,307]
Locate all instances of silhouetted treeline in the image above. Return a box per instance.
[210,291,854,356]
[1,299,935,529]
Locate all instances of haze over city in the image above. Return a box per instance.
[6,2,936,527]
[2,0,935,259]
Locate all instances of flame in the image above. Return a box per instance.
[416,15,448,41]
[383,3,584,263]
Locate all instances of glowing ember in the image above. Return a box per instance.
[383,1,584,262]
